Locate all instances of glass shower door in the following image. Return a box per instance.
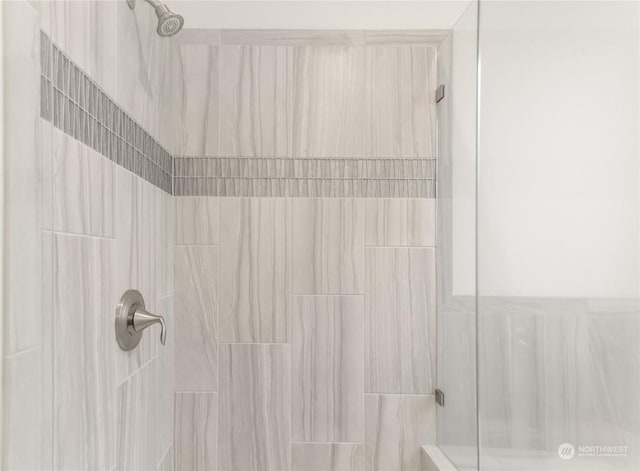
[477,1,640,469]
[436,1,479,470]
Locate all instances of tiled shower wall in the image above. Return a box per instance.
[172,30,441,471]
[3,1,176,469]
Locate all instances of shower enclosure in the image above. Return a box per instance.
[2,1,639,470]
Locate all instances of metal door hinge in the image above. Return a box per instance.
[435,388,445,406]
[435,84,445,103]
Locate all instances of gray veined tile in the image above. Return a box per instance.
[156,296,174,463]
[292,46,366,158]
[365,198,436,247]
[4,348,47,471]
[175,197,220,245]
[175,392,218,471]
[365,248,436,393]
[219,344,291,471]
[53,234,115,470]
[365,394,436,471]
[219,198,289,342]
[5,0,42,355]
[116,360,158,471]
[292,296,364,442]
[292,443,364,471]
[175,246,218,391]
[220,45,292,157]
[52,126,115,237]
[177,43,219,156]
[292,199,364,295]
[364,46,436,158]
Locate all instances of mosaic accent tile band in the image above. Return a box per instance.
[39,32,173,194]
[174,157,436,197]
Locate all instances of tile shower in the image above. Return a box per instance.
[4,1,640,471]
[172,31,439,471]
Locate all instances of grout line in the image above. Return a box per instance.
[4,344,40,359]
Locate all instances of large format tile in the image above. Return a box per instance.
[4,348,47,471]
[116,360,158,471]
[292,47,366,158]
[53,234,114,470]
[292,443,364,471]
[364,46,436,158]
[175,392,218,471]
[436,311,477,449]
[156,296,174,463]
[4,0,41,355]
[219,198,289,342]
[220,45,292,157]
[176,43,219,156]
[52,126,114,237]
[365,248,435,393]
[365,198,436,247]
[365,394,436,471]
[478,308,640,454]
[115,0,162,138]
[50,0,117,96]
[175,246,218,391]
[219,344,291,471]
[113,167,158,380]
[292,296,364,442]
[176,197,220,245]
[292,199,364,295]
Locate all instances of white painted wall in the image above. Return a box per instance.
[472,0,639,298]
[165,0,470,30]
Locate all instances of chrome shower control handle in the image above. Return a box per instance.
[115,290,167,351]
[130,306,166,346]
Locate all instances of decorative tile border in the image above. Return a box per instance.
[40,32,173,194]
[173,157,436,197]
[39,31,437,198]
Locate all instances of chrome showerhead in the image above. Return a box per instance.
[127,0,184,37]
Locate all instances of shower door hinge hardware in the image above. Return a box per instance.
[435,84,445,103]
[435,388,445,406]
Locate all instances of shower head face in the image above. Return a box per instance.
[157,11,184,37]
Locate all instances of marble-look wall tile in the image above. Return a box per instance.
[365,248,435,393]
[157,447,173,471]
[156,296,174,463]
[365,394,436,471]
[5,0,41,355]
[364,46,436,158]
[116,360,158,471]
[479,309,640,454]
[436,311,477,448]
[175,392,218,471]
[220,45,292,157]
[219,198,289,342]
[219,344,291,471]
[115,0,161,139]
[292,199,364,295]
[50,0,117,97]
[176,197,220,245]
[292,296,364,442]
[4,348,46,471]
[292,47,366,158]
[175,246,218,390]
[114,167,157,380]
[53,234,114,470]
[52,126,114,237]
[292,443,364,471]
[177,44,219,156]
[365,198,436,247]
